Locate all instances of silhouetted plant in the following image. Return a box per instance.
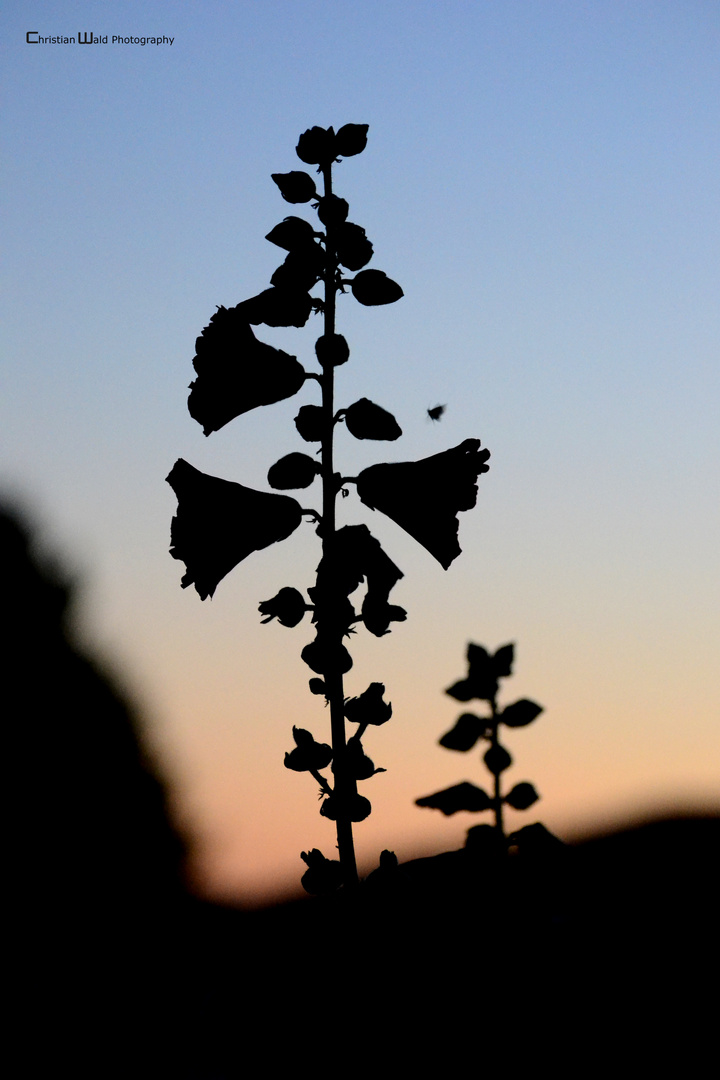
[167,125,491,890]
[417,643,556,853]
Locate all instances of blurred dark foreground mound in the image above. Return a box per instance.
[4,504,717,1074]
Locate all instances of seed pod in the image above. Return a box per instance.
[267,453,320,490]
[272,171,317,204]
[315,333,350,367]
[295,404,325,442]
[351,269,403,306]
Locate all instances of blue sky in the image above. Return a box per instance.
[3,1,718,903]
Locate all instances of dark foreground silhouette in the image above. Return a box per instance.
[5,505,716,1073]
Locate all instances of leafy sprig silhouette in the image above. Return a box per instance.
[417,643,558,854]
[166,125,491,890]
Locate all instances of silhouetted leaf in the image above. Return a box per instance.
[258,587,307,627]
[265,216,317,251]
[296,125,336,165]
[237,287,313,328]
[284,726,332,772]
[500,699,543,728]
[504,782,539,810]
[320,792,371,822]
[315,333,350,367]
[438,713,487,751]
[317,195,349,226]
[334,123,369,157]
[166,460,302,600]
[492,643,515,678]
[301,633,353,675]
[344,398,402,441]
[445,641,501,701]
[483,743,512,775]
[335,222,373,270]
[351,269,403,306]
[272,171,317,203]
[300,849,343,894]
[267,452,320,490]
[416,782,492,816]
[344,682,392,727]
[188,308,306,435]
[356,439,491,569]
[295,404,325,441]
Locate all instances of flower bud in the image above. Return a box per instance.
[344,398,402,441]
[334,123,369,157]
[258,587,307,627]
[315,333,350,367]
[344,682,392,727]
[271,171,317,203]
[296,125,336,164]
[267,452,320,490]
[294,404,325,442]
[317,195,349,226]
[351,269,403,306]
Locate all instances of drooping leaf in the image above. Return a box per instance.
[344,682,392,727]
[500,699,544,728]
[344,398,402,441]
[351,269,403,306]
[315,333,350,367]
[265,216,317,251]
[188,308,306,435]
[438,712,488,751]
[258,587,307,627]
[356,439,491,569]
[334,123,369,157]
[415,782,492,816]
[272,171,317,203]
[295,404,325,441]
[166,459,302,600]
[504,782,539,811]
[267,452,320,490]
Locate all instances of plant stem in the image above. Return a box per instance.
[319,159,358,887]
[490,695,504,837]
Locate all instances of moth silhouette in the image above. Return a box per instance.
[427,404,446,422]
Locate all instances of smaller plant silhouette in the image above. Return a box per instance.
[417,642,556,852]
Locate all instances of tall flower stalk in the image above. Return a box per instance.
[167,125,491,890]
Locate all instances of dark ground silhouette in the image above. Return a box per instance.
[5,504,716,1073]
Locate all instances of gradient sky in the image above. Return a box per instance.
[3,0,718,905]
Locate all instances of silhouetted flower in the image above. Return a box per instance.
[344,682,392,727]
[415,782,492,816]
[335,222,373,270]
[166,459,303,600]
[259,587,307,627]
[265,216,318,251]
[317,195,349,226]
[301,632,353,675]
[267,453,320,490]
[356,439,490,569]
[318,525,405,637]
[320,791,371,822]
[272,171,317,203]
[188,307,306,435]
[343,398,402,441]
[284,726,332,772]
[351,269,403,306]
[300,849,343,894]
[315,333,350,367]
[296,125,336,165]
